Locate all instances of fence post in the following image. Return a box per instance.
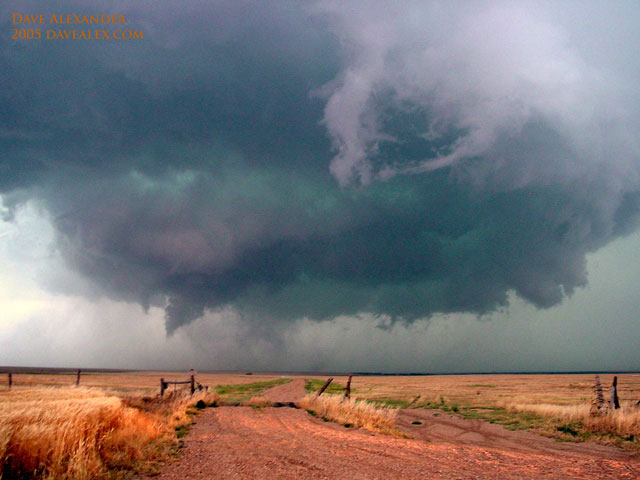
[76,369,81,386]
[8,373,11,390]
[190,375,195,395]
[611,376,620,410]
[160,378,166,397]
[590,375,605,416]
[343,375,352,399]
[317,377,333,396]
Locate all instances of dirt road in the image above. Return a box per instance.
[262,378,307,403]
[154,382,640,479]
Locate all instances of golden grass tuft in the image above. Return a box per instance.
[506,401,640,438]
[155,389,220,427]
[0,387,165,479]
[244,396,272,408]
[0,387,221,479]
[504,402,589,421]
[298,394,398,435]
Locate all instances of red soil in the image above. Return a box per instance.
[154,381,639,479]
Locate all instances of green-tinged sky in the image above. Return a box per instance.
[1,0,640,372]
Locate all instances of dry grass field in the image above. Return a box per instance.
[324,373,640,447]
[1,370,639,478]
[0,370,288,395]
[0,371,288,479]
[0,386,220,479]
[298,394,399,435]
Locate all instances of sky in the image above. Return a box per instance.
[1,0,640,373]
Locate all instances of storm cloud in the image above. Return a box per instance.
[2,0,640,334]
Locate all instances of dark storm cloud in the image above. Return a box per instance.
[2,1,640,332]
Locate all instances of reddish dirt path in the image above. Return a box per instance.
[154,383,640,480]
[262,378,307,403]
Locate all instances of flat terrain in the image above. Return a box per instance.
[3,370,638,406]
[3,370,639,478]
[154,379,640,480]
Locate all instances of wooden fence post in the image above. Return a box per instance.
[8,373,11,390]
[160,378,166,397]
[317,377,333,396]
[590,375,605,415]
[190,375,195,395]
[76,369,81,386]
[343,375,352,399]
[611,376,620,410]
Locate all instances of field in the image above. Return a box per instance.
[1,370,639,479]
[349,374,640,445]
[0,371,287,479]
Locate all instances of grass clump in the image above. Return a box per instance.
[244,396,272,409]
[174,424,190,439]
[0,386,220,479]
[556,423,581,436]
[370,397,411,409]
[506,402,640,445]
[298,394,399,435]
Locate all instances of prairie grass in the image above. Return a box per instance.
[298,394,399,435]
[505,401,640,439]
[345,373,640,447]
[0,372,282,479]
[138,388,220,427]
[3,370,639,474]
[0,386,220,479]
[244,396,272,409]
[345,374,640,409]
[0,387,163,479]
[0,371,289,394]
[504,402,590,422]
